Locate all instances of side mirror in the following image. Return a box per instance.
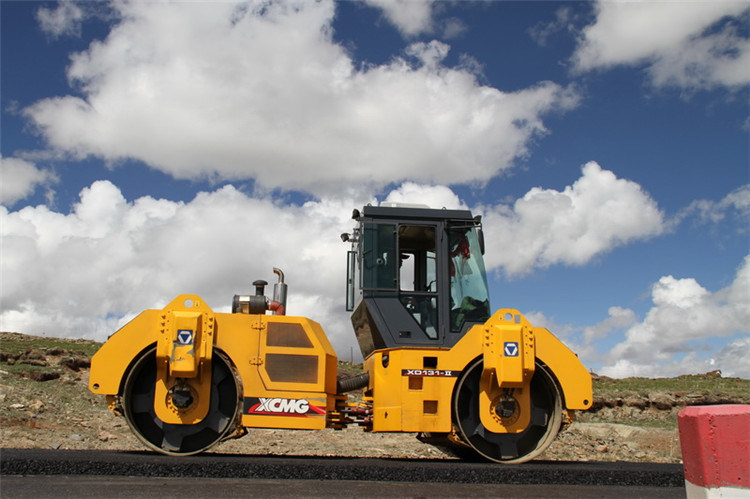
[478,228,485,255]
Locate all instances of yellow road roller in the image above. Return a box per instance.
[89,204,592,462]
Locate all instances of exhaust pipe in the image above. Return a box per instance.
[272,268,287,316]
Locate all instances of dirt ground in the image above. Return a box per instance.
[0,347,682,463]
[0,383,681,463]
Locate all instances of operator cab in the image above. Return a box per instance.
[344,204,491,358]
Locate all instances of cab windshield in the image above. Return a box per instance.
[448,226,491,331]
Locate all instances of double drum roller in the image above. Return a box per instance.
[90,204,592,462]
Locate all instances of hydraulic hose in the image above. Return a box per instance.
[336,372,370,394]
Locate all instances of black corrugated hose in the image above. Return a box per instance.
[336,372,369,394]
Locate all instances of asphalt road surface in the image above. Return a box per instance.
[1,448,686,498]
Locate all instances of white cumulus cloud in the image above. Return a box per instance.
[572,1,750,90]
[479,161,665,275]
[36,0,85,38]
[583,306,637,343]
[364,0,435,37]
[677,184,750,230]
[383,182,467,210]
[0,180,367,357]
[24,0,578,198]
[0,157,56,205]
[600,256,750,378]
[0,162,670,359]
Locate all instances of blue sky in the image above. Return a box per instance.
[1,0,748,377]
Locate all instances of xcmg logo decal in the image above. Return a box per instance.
[244,397,326,417]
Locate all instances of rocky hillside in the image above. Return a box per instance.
[1,332,748,463]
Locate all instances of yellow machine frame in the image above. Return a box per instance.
[90,296,591,436]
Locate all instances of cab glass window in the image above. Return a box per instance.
[361,223,397,290]
[448,226,491,331]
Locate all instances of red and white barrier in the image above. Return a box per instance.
[678,404,750,498]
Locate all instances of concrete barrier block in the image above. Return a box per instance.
[678,404,750,498]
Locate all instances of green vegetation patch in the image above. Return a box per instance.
[583,372,750,430]
[337,360,364,377]
[1,362,62,380]
[0,332,101,358]
[593,373,750,401]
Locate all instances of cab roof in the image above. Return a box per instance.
[360,205,475,223]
